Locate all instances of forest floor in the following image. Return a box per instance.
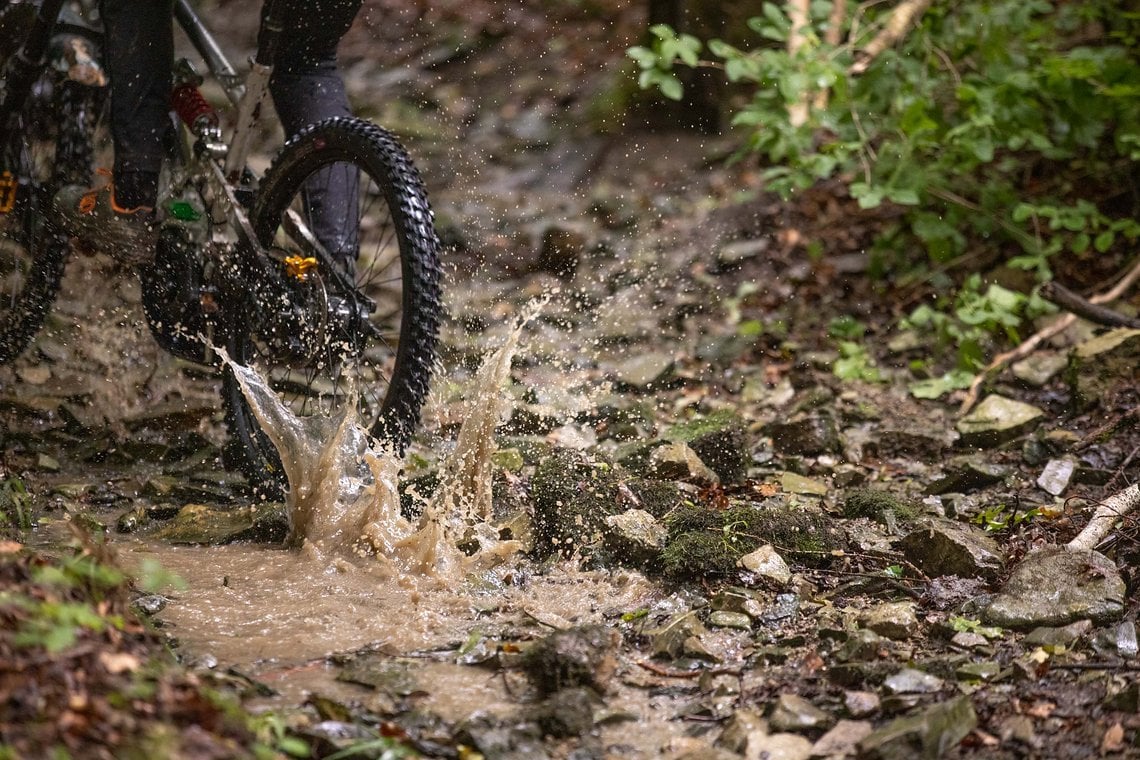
[2,1,1140,758]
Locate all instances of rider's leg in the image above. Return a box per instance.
[265,0,363,272]
[56,0,171,263]
[99,0,174,211]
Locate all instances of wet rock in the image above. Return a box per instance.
[1036,457,1077,496]
[956,394,1044,448]
[602,509,666,567]
[859,602,919,640]
[649,611,707,659]
[843,518,895,555]
[536,224,587,279]
[741,732,813,760]
[611,352,675,391]
[16,365,50,385]
[765,414,840,456]
[1011,351,1066,386]
[35,453,59,472]
[778,472,828,496]
[926,456,1010,495]
[899,520,1004,580]
[1103,682,1140,712]
[711,588,766,618]
[769,693,833,732]
[955,661,1001,682]
[843,489,920,523]
[661,502,842,580]
[708,611,751,630]
[529,687,597,737]
[150,502,288,545]
[716,709,767,754]
[836,629,891,663]
[884,668,944,695]
[337,657,418,697]
[1067,327,1140,409]
[716,238,769,270]
[844,690,880,718]
[650,441,719,484]
[812,720,874,757]
[456,712,549,760]
[530,449,621,558]
[665,411,749,483]
[858,695,976,760]
[949,631,990,650]
[522,625,621,695]
[984,547,1125,628]
[132,595,168,615]
[1023,619,1092,648]
[739,545,792,585]
[876,428,952,462]
[1093,620,1139,659]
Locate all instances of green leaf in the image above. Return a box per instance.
[1094,230,1115,252]
[886,187,920,205]
[658,73,684,101]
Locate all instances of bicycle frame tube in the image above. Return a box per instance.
[173,0,243,105]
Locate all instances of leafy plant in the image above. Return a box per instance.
[629,0,1140,372]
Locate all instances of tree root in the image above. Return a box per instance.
[1067,483,1140,552]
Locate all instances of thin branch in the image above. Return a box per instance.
[814,0,848,111]
[1040,281,1140,329]
[788,0,812,127]
[1067,483,1140,552]
[850,0,933,74]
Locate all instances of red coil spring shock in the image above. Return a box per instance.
[171,83,218,131]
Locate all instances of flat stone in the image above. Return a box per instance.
[708,611,752,630]
[603,509,666,566]
[1011,351,1067,386]
[900,520,1004,580]
[779,471,829,496]
[927,456,1010,495]
[859,602,919,640]
[984,547,1126,628]
[651,441,719,484]
[836,629,891,663]
[956,394,1044,448]
[812,720,873,757]
[844,691,880,718]
[765,414,840,456]
[955,661,1001,682]
[1036,457,1077,496]
[650,611,708,659]
[883,668,944,695]
[1069,328,1140,409]
[740,732,813,760]
[611,352,675,390]
[1023,619,1092,648]
[739,544,792,585]
[716,709,767,754]
[769,693,833,732]
[858,696,976,760]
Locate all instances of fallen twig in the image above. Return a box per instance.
[1041,282,1140,329]
[959,254,1140,414]
[850,0,933,74]
[1067,483,1140,552]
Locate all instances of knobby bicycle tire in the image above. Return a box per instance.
[0,71,98,364]
[222,117,442,498]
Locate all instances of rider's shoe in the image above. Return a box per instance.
[53,178,158,266]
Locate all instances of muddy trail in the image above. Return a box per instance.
[3,1,1140,758]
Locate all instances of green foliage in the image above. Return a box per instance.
[828,316,884,382]
[0,477,32,536]
[973,502,1044,532]
[628,24,703,101]
[630,0,1139,373]
[902,275,1056,397]
[949,615,1004,639]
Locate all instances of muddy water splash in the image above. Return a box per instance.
[219,302,539,576]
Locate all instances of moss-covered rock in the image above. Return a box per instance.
[843,488,921,523]
[660,500,843,580]
[665,410,750,483]
[530,449,623,558]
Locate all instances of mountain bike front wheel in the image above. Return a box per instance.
[0,67,99,363]
[222,117,442,498]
